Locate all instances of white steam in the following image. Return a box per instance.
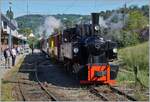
[38,16,62,38]
[109,21,124,30]
[99,16,107,28]
[105,12,128,30]
[98,13,126,30]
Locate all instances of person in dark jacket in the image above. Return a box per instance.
[4,47,11,68]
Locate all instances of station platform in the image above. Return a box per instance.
[0,54,24,79]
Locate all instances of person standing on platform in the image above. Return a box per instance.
[16,46,20,55]
[11,46,17,66]
[4,46,11,68]
[31,43,34,54]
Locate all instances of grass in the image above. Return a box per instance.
[117,42,149,87]
[117,71,135,84]
[1,56,24,101]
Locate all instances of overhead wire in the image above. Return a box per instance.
[94,0,96,12]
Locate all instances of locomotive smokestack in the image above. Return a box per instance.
[92,13,99,25]
[91,13,100,35]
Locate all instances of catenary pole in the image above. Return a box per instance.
[8,0,12,49]
[0,0,2,54]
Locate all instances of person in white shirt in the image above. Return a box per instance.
[11,46,17,66]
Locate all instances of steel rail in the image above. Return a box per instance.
[34,63,59,101]
[17,76,27,101]
[17,62,59,101]
[108,85,137,101]
[89,87,109,101]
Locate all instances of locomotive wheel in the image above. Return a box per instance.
[72,63,80,73]
[64,61,68,73]
[72,63,80,80]
[64,61,72,74]
[68,62,73,75]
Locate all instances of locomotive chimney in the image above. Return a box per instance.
[91,13,100,35]
[92,13,99,25]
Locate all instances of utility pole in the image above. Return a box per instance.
[8,0,13,49]
[0,1,1,97]
[6,0,13,49]
[122,3,127,45]
[27,0,29,16]
[123,3,127,26]
[0,0,2,55]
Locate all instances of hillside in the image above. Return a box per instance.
[15,14,45,33]
[15,5,148,37]
[15,14,90,34]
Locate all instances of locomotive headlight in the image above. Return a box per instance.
[113,48,117,53]
[95,25,100,31]
[73,48,79,53]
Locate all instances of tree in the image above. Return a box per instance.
[104,10,112,19]
[129,5,140,11]
[6,9,14,19]
[141,5,149,17]
[119,10,148,47]
[18,28,32,37]
[126,10,148,32]
[99,11,105,17]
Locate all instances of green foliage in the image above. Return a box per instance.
[119,42,148,71]
[121,10,148,47]
[126,10,148,31]
[117,71,135,83]
[99,5,149,20]
[112,9,148,47]
[15,14,90,34]
[15,5,148,48]
[16,15,45,33]
[119,30,139,47]
[109,29,140,47]
[6,9,14,19]
[118,42,149,87]
[27,34,40,49]
[141,5,149,17]
[18,28,32,37]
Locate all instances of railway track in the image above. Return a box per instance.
[89,87,109,101]
[16,54,60,101]
[17,78,26,101]
[89,85,137,101]
[108,85,137,101]
[15,53,138,101]
[35,62,59,101]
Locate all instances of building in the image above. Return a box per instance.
[1,12,27,51]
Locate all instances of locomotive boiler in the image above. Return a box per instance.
[41,13,119,85]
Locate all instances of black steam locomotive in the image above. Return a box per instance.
[41,13,119,84]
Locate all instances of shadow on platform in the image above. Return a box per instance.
[18,52,80,88]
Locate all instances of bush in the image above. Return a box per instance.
[118,42,149,87]
[119,30,140,47]
[107,30,140,47]
[119,42,148,71]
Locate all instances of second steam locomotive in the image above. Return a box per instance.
[40,13,119,85]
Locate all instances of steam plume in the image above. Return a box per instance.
[99,16,107,28]
[38,16,62,38]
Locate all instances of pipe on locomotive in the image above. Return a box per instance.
[91,13,100,35]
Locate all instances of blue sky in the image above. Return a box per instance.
[1,0,149,18]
